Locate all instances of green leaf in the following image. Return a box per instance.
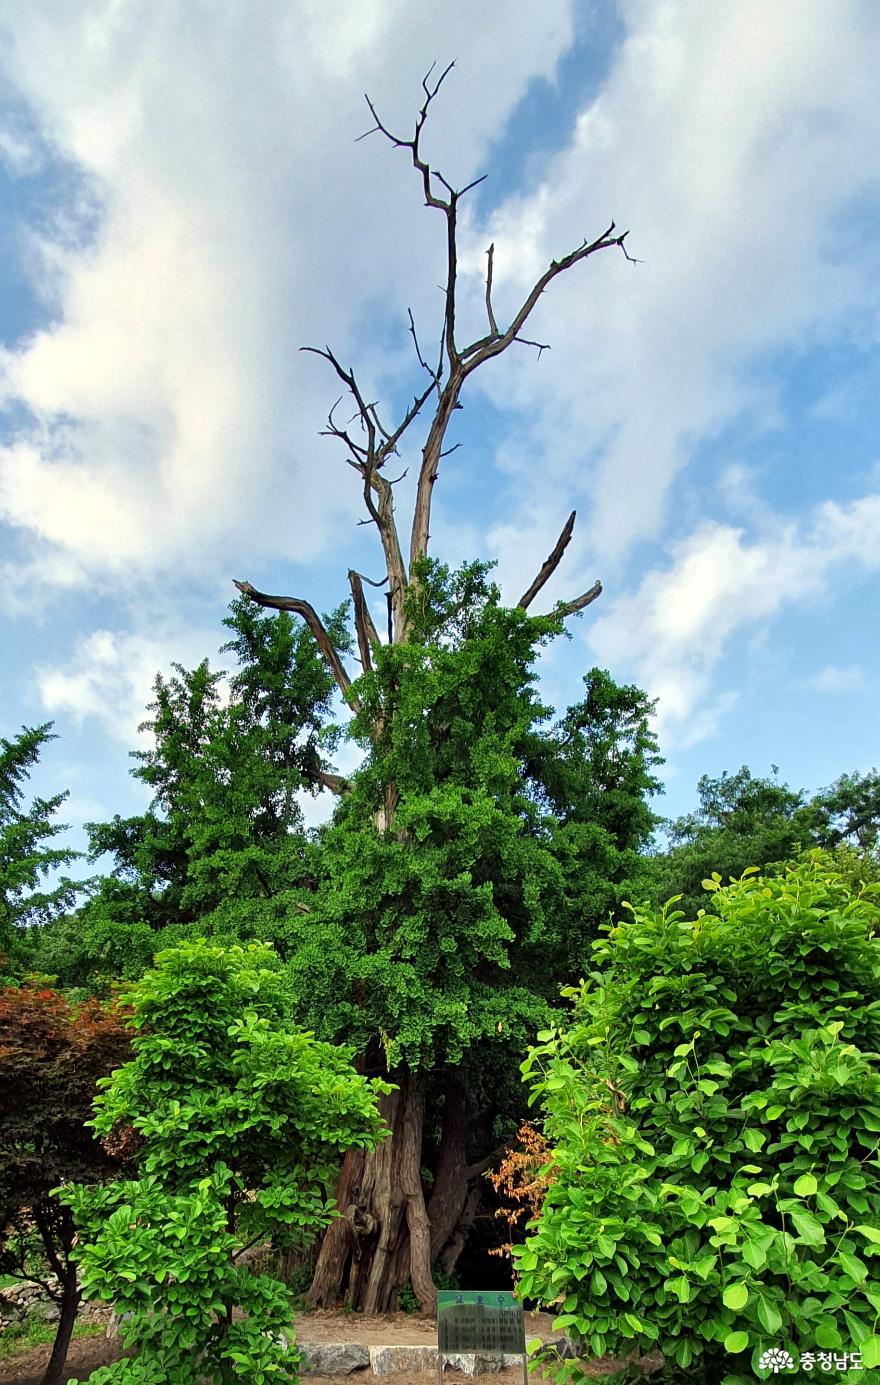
[815,1322,843,1349]
[742,1129,765,1152]
[793,1173,818,1196]
[756,1297,782,1334]
[838,1250,868,1283]
[741,1239,767,1270]
[861,1337,880,1369]
[789,1210,824,1246]
[722,1283,749,1311]
[723,1331,749,1353]
[667,1276,691,1303]
[855,1225,880,1244]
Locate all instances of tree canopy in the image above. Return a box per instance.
[0,724,82,971]
[645,765,880,918]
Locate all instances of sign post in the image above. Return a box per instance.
[436,1291,529,1385]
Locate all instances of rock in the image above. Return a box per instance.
[369,1346,518,1376]
[105,1310,135,1340]
[545,1336,587,1361]
[300,1343,370,1374]
[442,1353,520,1376]
[370,1346,439,1375]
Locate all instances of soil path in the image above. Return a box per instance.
[0,1310,648,1384]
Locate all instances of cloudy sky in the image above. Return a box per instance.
[1,0,878,846]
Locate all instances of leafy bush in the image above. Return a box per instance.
[514,853,880,1384]
[58,939,390,1384]
[0,984,131,1385]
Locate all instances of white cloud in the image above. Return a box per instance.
[588,491,880,748]
[807,664,867,695]
[0,1,577,600]
[458,0,880,565]
[35,622,224,746]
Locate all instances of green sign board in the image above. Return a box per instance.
[436,1290,526,1355]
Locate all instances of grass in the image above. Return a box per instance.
[0,1315,104,1361]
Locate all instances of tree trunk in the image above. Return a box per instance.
[440,1182,483,1277]
[41,1271,80,1385]
[309,1068,436,1313]
[426,1070,470,1262]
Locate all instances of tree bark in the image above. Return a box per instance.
[308,1070,436,1313]
[426,1070,469,1262]
[440,1182,483,1277]
[41,1270,80,1385]
[396,1073,434,1314]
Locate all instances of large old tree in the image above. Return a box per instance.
[234,67,642,1313]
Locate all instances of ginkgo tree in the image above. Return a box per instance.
[232,66,649,1314]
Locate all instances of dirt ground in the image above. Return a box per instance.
[0,1309,653,1384]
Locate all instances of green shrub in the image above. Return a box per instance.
[58,939,390,1384]
[514,853,880,1384]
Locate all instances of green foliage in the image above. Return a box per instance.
[30,598,345,986]
[0,723,83,968]
[58,938,390,1384]
[645,764,880,919]
[514,854,880,1384]
[286,560,662,1070]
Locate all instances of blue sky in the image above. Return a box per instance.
[1,0,878,853]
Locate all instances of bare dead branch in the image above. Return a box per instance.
[407,309,441,389]
[315,770,351,794]
[617,231,643,265]
[484,244,498,337]
[233,580,358,709]
[465,1144,508,1180]
[518,511,577,610]
[554,580,603,618]
[459,222,631,379]
[359,64,456,212]
[349,569,380,670]
[264,73,625,651]
[514,335,550,359]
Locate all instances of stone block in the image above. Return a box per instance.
[301,1342,371,1374]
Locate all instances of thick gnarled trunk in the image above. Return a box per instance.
[309,1065,497,1312]
[309,1069,435,1314]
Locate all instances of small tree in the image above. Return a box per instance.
[0,984,130,1385]
[0,723,83,970]
[59,939,390,1385]
[514,853,880,1384]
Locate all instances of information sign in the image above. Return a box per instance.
[436,1291,528,1385]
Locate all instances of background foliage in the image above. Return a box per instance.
[514,854,880,1384]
